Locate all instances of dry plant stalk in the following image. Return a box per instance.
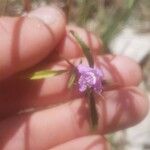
[23,0,31,12]
[0,0,8,15]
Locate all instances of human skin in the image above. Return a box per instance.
[0,6,149,150]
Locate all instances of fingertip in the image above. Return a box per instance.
[103,87,149,131]
[0,6,66,80]
[101,55,143,86]
[133,87,149,123]
[28,6,66,43]
[115,56,142,85]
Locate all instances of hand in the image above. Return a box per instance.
[0,6,148,150]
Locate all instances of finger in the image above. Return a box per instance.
[0,6,66,80]
[0,55,142,119]
[50,135,110,150]
[53,25,102,59]
[0,87,148,149]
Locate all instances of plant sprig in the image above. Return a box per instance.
[27,31,100,131]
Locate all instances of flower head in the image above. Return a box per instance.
[77,64,104,94]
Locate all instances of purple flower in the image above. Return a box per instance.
[77,64,104,94]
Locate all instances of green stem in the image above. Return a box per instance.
[87,90,98,131]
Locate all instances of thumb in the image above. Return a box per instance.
[0,6,66,80]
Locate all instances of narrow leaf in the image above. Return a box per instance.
[70,30,94,67]
[68,72,76,88]
[29,69,68,80]
[87,89,98,131]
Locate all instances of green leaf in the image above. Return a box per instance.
[29,69,68,80]
[70,30,94,67]
[87,89,98,131]
[67,72,76,88]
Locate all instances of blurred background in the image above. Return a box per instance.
[0,0,150,149]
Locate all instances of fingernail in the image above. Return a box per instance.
[27,6,64,26]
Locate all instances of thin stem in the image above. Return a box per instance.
[64,0,72,22]
[87,89,98,131]
[23,0,31,12]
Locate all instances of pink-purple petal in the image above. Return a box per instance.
[76,64,103,93]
